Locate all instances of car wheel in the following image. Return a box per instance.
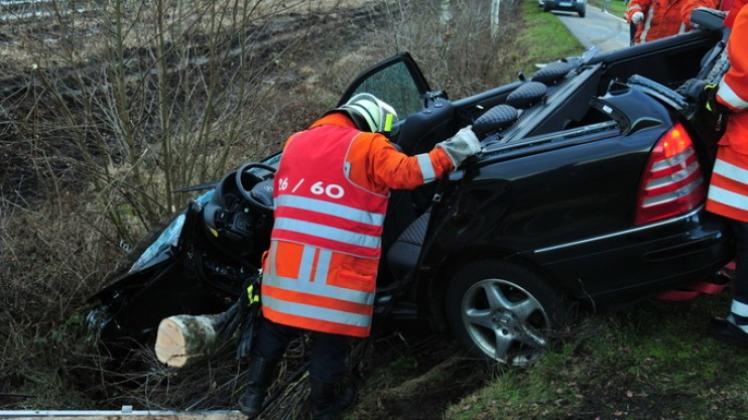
[578,6,586,17]
[543,4,553,12]
[445,260,567,366]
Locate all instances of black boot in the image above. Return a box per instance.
[310,379,357,420]
[238,356,277,418]
[711,317,748,347]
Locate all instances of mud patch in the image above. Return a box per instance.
[346,326,492,420]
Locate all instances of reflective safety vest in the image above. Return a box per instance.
[707,4,748,222]
[261,124,388,337]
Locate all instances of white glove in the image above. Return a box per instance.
[436,127,481,168]
[631,11,644,24]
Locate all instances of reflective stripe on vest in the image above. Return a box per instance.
[718,78,748,111]
[708,185,748,210]
[707,152,748,221]
[275,195,385,226]
[708,158,748,210]
[732,299,748,317]
[273,217,381,250]
[262,295,372,328]
[714,158,748,184]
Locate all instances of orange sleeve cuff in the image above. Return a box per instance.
[429,147,455,177]
[359,135,456,191]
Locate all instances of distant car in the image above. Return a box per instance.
[542,0,587,18]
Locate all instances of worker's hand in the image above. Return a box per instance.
[704,83,731,117]
[677,78,709,101]
[630,11,644,24]
[245,277,261,307]
[437,127,481,168]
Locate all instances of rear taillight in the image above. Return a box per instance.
[634,123,705,225]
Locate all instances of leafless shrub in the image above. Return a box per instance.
[0,192,119,408]
[1,0,381,241]
[322,0,525,100]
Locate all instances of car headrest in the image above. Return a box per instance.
[531,61,574,85]
[506,82,548,109]
[473,104,519,138]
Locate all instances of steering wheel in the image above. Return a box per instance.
[235,162,277,212]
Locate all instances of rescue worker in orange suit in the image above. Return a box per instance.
[237,93,481,419]
[626,0,719,44]
[707,0,748,345]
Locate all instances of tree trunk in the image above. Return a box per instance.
[155,314,221,368]
[491,0,501,39]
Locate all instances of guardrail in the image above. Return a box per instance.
[0,408,244,419]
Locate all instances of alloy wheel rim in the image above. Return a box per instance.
[461,278,550,365]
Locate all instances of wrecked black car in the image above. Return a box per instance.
[88,9,734,365]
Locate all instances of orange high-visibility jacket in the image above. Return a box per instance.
[626,0,719,44]
[707,4,748,221]
[261,113,454,337]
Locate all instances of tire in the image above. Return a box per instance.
[543,3,553,12]
[578,6,586,18]
[445,260,568,366]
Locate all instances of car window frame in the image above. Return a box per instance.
[336,52,432,113]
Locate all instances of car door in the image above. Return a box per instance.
[337,52,431,119]
[337,53,447,289]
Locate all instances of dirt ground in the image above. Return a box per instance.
[0,0,379,71]
[344,323,492,420]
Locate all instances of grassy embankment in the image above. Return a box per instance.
[446,4,748,419]
[447,294,748,419]
[516,0,586,75]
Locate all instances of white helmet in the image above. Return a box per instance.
[333,93,399,133]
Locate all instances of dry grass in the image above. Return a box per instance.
[0,194,120,408]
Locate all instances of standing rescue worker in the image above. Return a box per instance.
[707,0,748,345]
[626,0,719,44]
[238,93,481,419]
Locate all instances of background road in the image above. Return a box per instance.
[554,8,630,52]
